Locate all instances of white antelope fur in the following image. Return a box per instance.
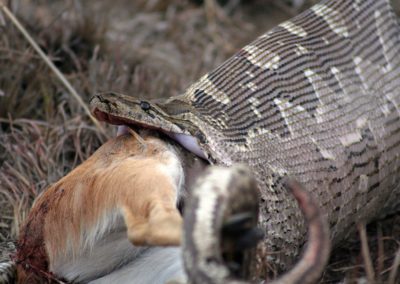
[53,130,196,283]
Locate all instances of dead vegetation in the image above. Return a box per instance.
[0,0,399,283]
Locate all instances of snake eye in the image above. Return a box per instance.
[140,101,151,111]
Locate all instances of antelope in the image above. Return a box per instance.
[14,128,207,283]
[10,127,328,284]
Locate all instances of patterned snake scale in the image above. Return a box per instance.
[89,0,400,279]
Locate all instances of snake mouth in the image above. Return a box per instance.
[93,108,208,159]
[92,108,162,131]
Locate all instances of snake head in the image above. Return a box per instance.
[89,92,184,134]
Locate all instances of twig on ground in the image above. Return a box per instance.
[376,224,384,282]
[389,246,400,284]
[0,2,106,135]
[358,223,376,283]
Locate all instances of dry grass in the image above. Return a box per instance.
[321,215,400,283]
[0,0,399,283]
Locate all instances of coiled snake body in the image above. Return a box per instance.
[91,0,400,274]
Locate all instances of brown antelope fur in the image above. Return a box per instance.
[15,129,203,283]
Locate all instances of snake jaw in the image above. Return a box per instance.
[91,92,211,160]
[90,92,185,134]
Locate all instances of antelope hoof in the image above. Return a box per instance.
[222,212,264,250]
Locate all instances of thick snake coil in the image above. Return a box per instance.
[183,165,330,284]
[90,0,400,270]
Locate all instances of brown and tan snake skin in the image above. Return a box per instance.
[90,0,400,274]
